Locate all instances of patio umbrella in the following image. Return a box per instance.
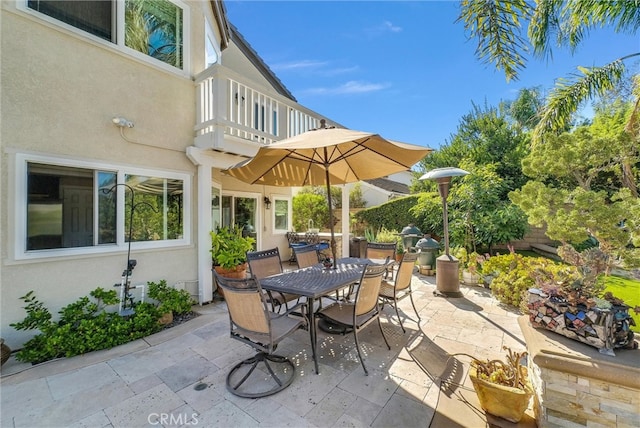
[224,126,432,265]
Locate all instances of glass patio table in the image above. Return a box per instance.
[260,257,390,374]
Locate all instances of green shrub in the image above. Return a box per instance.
[375,227,399,243]
[11,281,194,364]
[483,253,569,311]
[147,280,195,315]
[355,195,421,232]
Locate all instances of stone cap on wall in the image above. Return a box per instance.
[518,316,640,390]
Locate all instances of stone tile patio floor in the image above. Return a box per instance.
[1,273,537,428]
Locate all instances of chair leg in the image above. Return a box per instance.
[353,328,369,376]
[409,291,421,322]
[377,316,391,350]
[226,352,295,398]
[393,297,406,333]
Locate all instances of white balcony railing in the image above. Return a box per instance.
[194,65,333,155]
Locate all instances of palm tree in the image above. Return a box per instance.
[125,0,182,69]
[457,0,639,139]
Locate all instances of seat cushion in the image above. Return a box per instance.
[319,303,377,328]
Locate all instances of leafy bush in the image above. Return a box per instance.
[483,252,568,311]
[11,281,195,364]
[355,195,421,232]
[375,227,399,243]
[147,280,195,315]
[292,192,329,232]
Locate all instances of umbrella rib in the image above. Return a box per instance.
[334,137,418,181]
[245,151,293,185]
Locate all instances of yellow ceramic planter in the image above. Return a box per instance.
[469,365,533,423]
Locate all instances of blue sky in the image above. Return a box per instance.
[224,1,640,149]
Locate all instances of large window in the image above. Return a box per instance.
[25,0,187,71]
[221,194,258,249]
[18,155,189,258]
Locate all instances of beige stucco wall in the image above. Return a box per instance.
[0,2,217,349]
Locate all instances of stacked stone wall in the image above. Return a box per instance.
[532,365,639,427]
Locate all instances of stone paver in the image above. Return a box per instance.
[1,273,532,427]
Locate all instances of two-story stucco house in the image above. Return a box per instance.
[0,0,336,349]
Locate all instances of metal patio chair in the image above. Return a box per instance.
[214,272,307,398]
[378,251,420,333]
[292,244,321,269]
[317,264,390,375]
[246,248,300,311]
[365,241,397,278]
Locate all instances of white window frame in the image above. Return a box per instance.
[14,153,191,261]
[271,195,292,235]
[221,190,262,249]
[204,16,220,68]
[17,0,191,76]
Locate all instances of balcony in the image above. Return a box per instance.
[194,64,333,157]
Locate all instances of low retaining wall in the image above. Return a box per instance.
[518,317,639,427]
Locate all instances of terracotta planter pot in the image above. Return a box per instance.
[469,366,532,423]
[213,264,248,298]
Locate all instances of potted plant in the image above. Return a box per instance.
[210,226,256,281]
[460,347,533,423]
[455,248,481,285]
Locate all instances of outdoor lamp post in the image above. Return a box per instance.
[419,167,469,297]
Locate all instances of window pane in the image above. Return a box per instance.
[27,164,94,250]
[221,195,232,229]
[235,197,257,250]
[28,0,113,42]
[98,172,117,244]
[125,0,183,69]
[125,175,184,241]
[274,199,288,230]
[205,29,218,67]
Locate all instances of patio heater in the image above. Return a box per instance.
[419,167,469,297]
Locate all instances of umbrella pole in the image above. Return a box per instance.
[324,161,338,268]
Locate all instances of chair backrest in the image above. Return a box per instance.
[246,248,283,280]
[286,231,300,245]
[214,272,270,335]
[293,244,320,269]
[304,232,320,245]
[394,252,418,292]
[354,264,387,317]
[365,242,397,260]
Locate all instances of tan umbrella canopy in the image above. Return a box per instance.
[224,126,432,264]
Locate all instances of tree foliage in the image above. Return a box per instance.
[458,0,640,141]
[292,192,329,232]
[510,102,640,266]
[414,102,530,195]
[412,102,530,251]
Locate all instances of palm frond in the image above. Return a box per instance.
[533,58,634,143]
[528,0,563,59]
[568,0,640,34]
[457,0,532,81]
